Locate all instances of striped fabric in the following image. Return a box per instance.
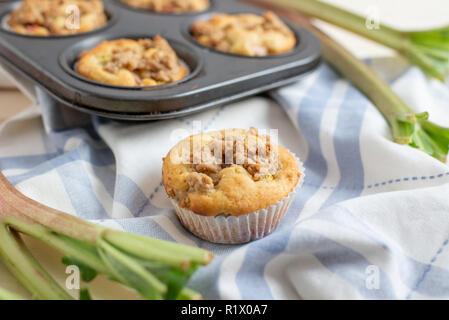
[1,58,449,299]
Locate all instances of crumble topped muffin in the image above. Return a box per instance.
[7,0,107,36]
[191,11,296,56]
[121,0,209,13]
[77,36,188,87]
[162,128,300,217]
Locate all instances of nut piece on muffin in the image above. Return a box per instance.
[77,36,188,87]
[191,11,296,56]
[121,0,209,13]
[7,0,107,36]
[162,128,303,244]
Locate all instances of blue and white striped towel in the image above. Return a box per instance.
[1,57,449,299]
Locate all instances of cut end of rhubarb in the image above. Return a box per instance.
[393,137,413,145]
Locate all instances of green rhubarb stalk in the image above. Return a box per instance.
[177,287,203,300]
[268,0,449,81]
[98,239,167,300]
[0,287,25,300]
[308,18,449,160]
[4,217,202,299]
[103,229,213,269]
[250,0,449,161]
[4,218,108,275]
[0,173,212,300]
[316,27,417,144]
[0,224,73,300]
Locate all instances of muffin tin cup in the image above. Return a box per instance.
[116,0,216,16]
[170,154,305,244]
[0,1,118,39]
[60,35,203,90]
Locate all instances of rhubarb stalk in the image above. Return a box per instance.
[0,287,25,300]
[0,224,73,300]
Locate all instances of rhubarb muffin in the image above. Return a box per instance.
[191,11,296,56]
[77,36,188,87]
[121,0,209,13]
[7,0,107,36]
[162,128,304,243]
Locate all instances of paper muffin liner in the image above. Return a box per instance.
[171,154,305,244]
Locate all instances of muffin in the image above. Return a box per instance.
[7,0,107,36]
[77,36,188,87]
[121,0,209,13]
[162,128,304,243]
[191,11,296,56]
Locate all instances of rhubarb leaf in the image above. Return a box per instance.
[98,240,166,300]
[139,260,199,299]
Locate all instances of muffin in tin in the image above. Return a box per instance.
[121,0,209,14]
[7,0,108,36]
[77,36,188,87]
[162,128,304,243]
[191,11,296,57]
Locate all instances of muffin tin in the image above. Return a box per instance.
[0,0,321,120]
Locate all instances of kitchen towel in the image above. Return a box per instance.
[1,58,449,299]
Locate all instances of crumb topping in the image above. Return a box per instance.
[187,172,214,193]
[7,0,107,36]
[191,11,296,56]
[121,0,209,13]
[102,38,183,84]
[162,128,300,216]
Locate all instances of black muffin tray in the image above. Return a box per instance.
[0,0,321,120]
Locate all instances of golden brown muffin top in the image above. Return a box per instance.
[191,11,296,56]
[7,0,107,36]
[76,37,188,87]
[121,0,209,13]
[162,128,300,216]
